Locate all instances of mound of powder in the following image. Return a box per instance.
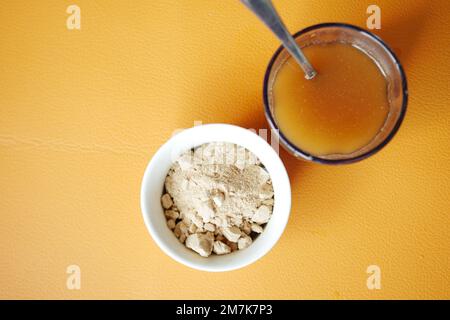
[161,142,274,257]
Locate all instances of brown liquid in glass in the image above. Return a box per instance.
[273,43,389,156]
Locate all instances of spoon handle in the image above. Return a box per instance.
[240,0,316,79]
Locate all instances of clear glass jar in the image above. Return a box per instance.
[263,23,408,164]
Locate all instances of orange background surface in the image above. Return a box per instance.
[1,0,449,299]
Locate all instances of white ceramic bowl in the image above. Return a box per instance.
[140,124,291,272]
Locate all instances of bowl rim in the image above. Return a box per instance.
[263,22,408,165]
[140,123,292,272]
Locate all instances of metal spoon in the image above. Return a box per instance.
[240,0,317,79]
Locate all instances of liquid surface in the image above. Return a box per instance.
[272,43,389,156]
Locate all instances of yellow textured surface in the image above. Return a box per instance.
[0,0,449,299]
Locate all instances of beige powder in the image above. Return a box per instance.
[161,142,274,257]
